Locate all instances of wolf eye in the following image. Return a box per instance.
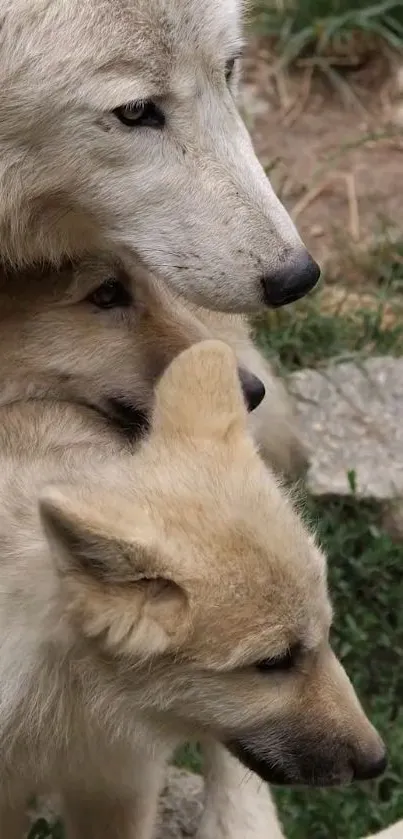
[255,648,295,673]
[114,100,165,128]
[225,57,236,82]
[87,279,132,309]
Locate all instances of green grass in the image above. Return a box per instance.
[253,0,403,68]
[252,237,403,372]
[27,819,63,839]
[367,238,403,296]
[253,281,403,374]
[274,493,403,839]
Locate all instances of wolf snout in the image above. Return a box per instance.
[261,250,320,308]
[237,367,266,412]
[352,739,387,781]
[226,727,387,788]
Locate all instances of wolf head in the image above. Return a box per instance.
[40,341,386,788]
[0,256,267,434]
[0,0,319,311]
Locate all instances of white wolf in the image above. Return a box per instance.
[0,0,319,311]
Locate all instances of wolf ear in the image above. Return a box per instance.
[39,487,188,658]
[152,339,248,439]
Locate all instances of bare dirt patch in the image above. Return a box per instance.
[241,38,403,284]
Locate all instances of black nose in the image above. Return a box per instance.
[353,750,387,782]
[238,367,265,413]
[262,251,320,308]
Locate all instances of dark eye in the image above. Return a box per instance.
[255,648,295,673]
[86,279,132,309]
[114,100,165,128]
[225,57,236,82]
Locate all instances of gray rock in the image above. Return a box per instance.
[156,767,204,837]
[288,357,403,500]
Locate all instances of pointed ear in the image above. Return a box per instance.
[152,339,248,439]
[39,487,189,659]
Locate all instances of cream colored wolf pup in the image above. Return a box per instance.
[0,0,319,311]
[0,253,304,839]
[0,255,306,477]
[0,341,386,838]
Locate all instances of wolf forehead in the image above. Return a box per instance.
[4,0,243,84]
[77,467,331,665]
[126,447,329,608]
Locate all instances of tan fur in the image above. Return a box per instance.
[0,255,306,478]
[0,0,316,311]
[0,340,386,838]
[0,253,302,838]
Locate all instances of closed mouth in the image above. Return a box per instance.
[105,397,150,439]
[226,740,353,788]
[268,284,317,308]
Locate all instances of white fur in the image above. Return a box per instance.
[197,739,285,839]
[0,0,307,311]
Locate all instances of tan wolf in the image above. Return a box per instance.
[0,254,306,839]
[0,255,306,478]
[0,340,386,839]
[0,0,319,311]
